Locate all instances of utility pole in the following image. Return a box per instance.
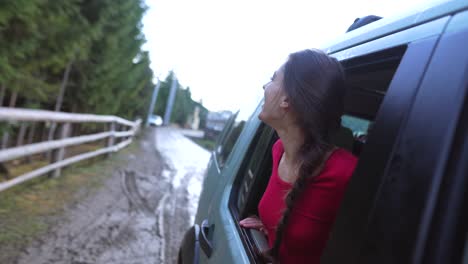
[146,79,161,127]
[163,74,178,126]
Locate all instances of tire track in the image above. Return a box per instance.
[12,128,209,264]
[16,130,166,264]
[155,192,170,263]
[121,169,154,216]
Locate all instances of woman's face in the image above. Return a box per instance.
[258,65,289,126]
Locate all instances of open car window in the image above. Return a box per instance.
[229,45,408,263]
[214,111,241,169]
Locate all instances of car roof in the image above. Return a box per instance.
[323,0,468,54]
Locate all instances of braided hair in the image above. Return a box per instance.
[267,49,346,262]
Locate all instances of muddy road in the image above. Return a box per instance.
[17,128,210,264]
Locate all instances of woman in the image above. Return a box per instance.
[239,49,357,263]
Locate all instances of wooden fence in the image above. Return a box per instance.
[0,107,141,192]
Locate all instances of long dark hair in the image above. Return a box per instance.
[268,49,346,261]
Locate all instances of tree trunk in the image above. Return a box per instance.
[27,123,37,145]
[41,123,49,142]
[16,123,27,146]
[25,122,37,163]
[54,61,73,112]
[40,123,49,159]
[47,61,73,160]
[8,91,17,108]
[1,133,9,150]
[1,91,18,149]
[71,103,79,137]
[71,102,78,113]
[49,123,71,177]
[0,85,6,106]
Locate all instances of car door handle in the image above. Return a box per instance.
[200,219,214,258]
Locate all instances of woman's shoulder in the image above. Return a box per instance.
[330,148,358,167]
[318,148,358,182]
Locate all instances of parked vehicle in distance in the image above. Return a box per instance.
[148,114,163,126]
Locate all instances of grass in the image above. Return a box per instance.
[0,141,137,261]
[1,142,105,182]
[6,160,50,180]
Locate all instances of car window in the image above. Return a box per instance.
[216,116,245,169]
[215,94,263,170]
[342,115,371,137]
[230,45,410,262]
[234,125,276,216]
[228,123,277,263]
[332,115,373,156]
[330,45,406,156]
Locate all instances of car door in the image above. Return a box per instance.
[195,103,265,264]
[195,111,239,225]
[323,11,468,264]
[410,11,468,263]
[363,10,468,264]
[178,95,266,263]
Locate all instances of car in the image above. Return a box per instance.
[178,1,468,263]
[148,114,163,126]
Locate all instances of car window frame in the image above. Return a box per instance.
[227,41,425,264]
[212,111,239,171]
[227,123,277,264]
[404,13,468,263]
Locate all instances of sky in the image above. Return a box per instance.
[142,0,429,113]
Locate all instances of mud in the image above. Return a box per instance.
[15,128,210,264]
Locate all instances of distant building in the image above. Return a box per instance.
[204,110,232,140]
[191,106,200,130]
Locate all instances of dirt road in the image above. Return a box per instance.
[16,128,210,264]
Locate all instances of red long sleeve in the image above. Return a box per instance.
[258,139,357,263]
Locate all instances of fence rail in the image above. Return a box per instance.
[0,107,141,193]
[0,107,135,126]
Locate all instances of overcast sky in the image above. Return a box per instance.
[142,0,428,113]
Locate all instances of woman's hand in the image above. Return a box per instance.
[239,215,268,235]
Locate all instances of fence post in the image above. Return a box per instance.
[134,119,141,136]
[107,122,116,157]
[50,123,71,177]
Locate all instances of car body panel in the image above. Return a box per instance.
[330,16,449,60]
[191,103,263,264]
[323,8,468,264]
[324,0,468,54]
[195,112,239,227]
[322,35,442,264]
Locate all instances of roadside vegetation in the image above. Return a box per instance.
[190,138,216,151]
[0,142,137,263]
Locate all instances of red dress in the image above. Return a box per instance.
[258,139,357,263]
